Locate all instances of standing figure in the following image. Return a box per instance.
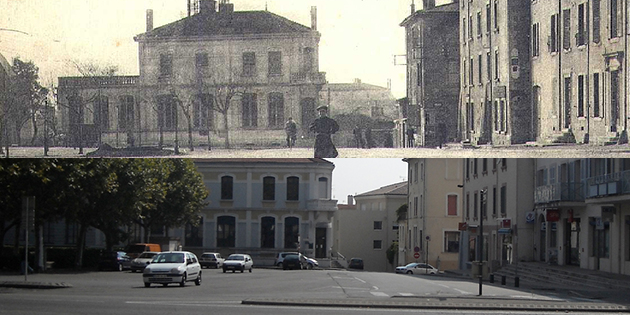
[352,125,365,148]
[365,128,373,149]
[309,105,339,158]
[407,127,415,148]
[285,117,298,148]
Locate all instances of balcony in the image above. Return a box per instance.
[290,72,326,85]
[586,170,630,198]
[534,182,585,204]
[306,199,337,211]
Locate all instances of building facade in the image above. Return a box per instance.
[531,1,629,144]
[333,182,407,272]
[321,79,398,121]
[458,158,535,275]
[58,0,325,148]
[534,158,630,275]
[401,1,460,147]
[400,159,463,272]
[192,158,337,265]
[460,0,532,145]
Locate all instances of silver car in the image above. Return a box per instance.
[143,251,202,287]
[222,254,253,273]
[130,251,159,273]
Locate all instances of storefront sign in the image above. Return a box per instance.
[546,209,560,222]
[458,222,468,231]
[525,212,535,223]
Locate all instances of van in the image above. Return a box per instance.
[125,243,161,259]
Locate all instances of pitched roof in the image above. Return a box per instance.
[137,10,313,40]
[355,181,408,197]
[192,158,332,165]
[324,82,390,92]
[400,2,459,26]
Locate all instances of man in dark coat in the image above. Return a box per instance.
[309,105,339,158]
[285,117,297,148]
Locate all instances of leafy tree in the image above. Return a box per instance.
[396,204,408,222]
[386,241,398,265]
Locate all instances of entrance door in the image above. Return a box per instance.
[540,220,547,261]
[315,228,326,258]
[565,219,580,265]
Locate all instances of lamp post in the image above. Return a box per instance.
[479,188,487,296]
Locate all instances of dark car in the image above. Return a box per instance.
[348,257,364,270]
[282,254,302,270]
[98,251,131,271]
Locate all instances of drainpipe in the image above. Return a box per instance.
[557,0,562,133]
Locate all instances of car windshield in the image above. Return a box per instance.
[138,252,156,259]
[285,255,299,260]
[405,263,418,268]
[152,253,184,264]
[227,255,245,261]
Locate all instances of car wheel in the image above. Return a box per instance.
[117,263,123,272]
[232,270,235,273]
[195,272,202,286]
[277,262,282,267]
[223,269,226,273]
[241,266,244,273]
[249,267,252,273]
[307,263,313,270]
[180,273,186,287]
[144,282,150,288]
[406,270,412,274]
[131,269,137,273]
[162,283,168,287]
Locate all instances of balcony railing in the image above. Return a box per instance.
[59,76,139,88]
[306,199,337,211]
[534,182,585,204]
[290,72,326,84]
[585,170,630,198]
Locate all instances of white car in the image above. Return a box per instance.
[130,251,159,273]
[222,254,253,273]
[395,262,439,275]
[143,251,202,287]
[200,252,225,269]
[303,256,319,270]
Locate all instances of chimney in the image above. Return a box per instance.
[199,0,216,14]
[311,6,317,31]
[410,0,415,15]
[347,195,354,206]
[146,9,153,32]
[218,0,234,14]
[422,0,435,10]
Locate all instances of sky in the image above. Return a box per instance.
[328,158,408,204]
[0,0,449,98]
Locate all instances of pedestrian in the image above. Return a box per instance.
[365,128,373,149]
[352,125,364,148]
[407,127,415,148]
[309,105,339,158]
[285,117,298,148]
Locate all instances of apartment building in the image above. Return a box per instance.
[401,0,460,147]
[532,1,628,144]
[333,183,407,272]
[460,0,532,145]
[459,158,535,275]
[400,159,463,272]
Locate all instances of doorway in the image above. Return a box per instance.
[315,228,326,258]
[565,218,580,265]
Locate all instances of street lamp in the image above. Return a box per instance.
[479,188,487,296]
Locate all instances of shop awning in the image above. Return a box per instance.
[498,228,512,235]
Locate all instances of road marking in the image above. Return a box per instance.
[370,292,389,297]
[398,292,414,296]
[372,286,379,290]
[353,277,366,283]
[454,288,473,295]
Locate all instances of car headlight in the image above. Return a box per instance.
[171,266,184,274]
[143,268,152,274]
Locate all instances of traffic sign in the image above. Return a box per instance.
[413,252,420,259]
[414,246,420,253]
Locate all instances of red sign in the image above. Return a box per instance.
[458,222,468,231]
[501,219,511,228]
[546,209,560,222]
[413,252,420,259]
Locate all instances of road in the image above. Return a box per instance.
[1,268,626,314]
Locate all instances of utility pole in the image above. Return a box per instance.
[479,188,487,296]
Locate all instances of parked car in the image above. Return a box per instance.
[274,252,299,267]
[200,252,225,269]
[304,256,319,270]
[348,257,364,270]
[223,254,253,273]
[282,254,302,270]
[395,262,439,275]
[130,251,159,272]
[125,243,161,259]
[142,251,202,287]
[98,251,131,271]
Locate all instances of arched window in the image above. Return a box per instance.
[263,176,275,200]
[284,217,299,249]
[261,216,275,248]
[221,176,233,200]
[286,176,299,200]
[217,216,235,248]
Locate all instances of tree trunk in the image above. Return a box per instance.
[159,125,163,149]
[223,112,230,149]
[187,119,194,151]
[75,224,88,269]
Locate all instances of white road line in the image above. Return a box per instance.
[372,286,379,290]
[398,292,414,296]
[370,292,389,297]
[353,277,366,283]
[454,288,473,295]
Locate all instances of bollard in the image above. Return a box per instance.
[489,274,494,283]
[501,275,506,285]
[514,277,519,287]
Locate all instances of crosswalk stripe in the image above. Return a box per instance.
[370,292,389,297]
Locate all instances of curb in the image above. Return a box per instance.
[242,298,630,312]
[0,281,73,289]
